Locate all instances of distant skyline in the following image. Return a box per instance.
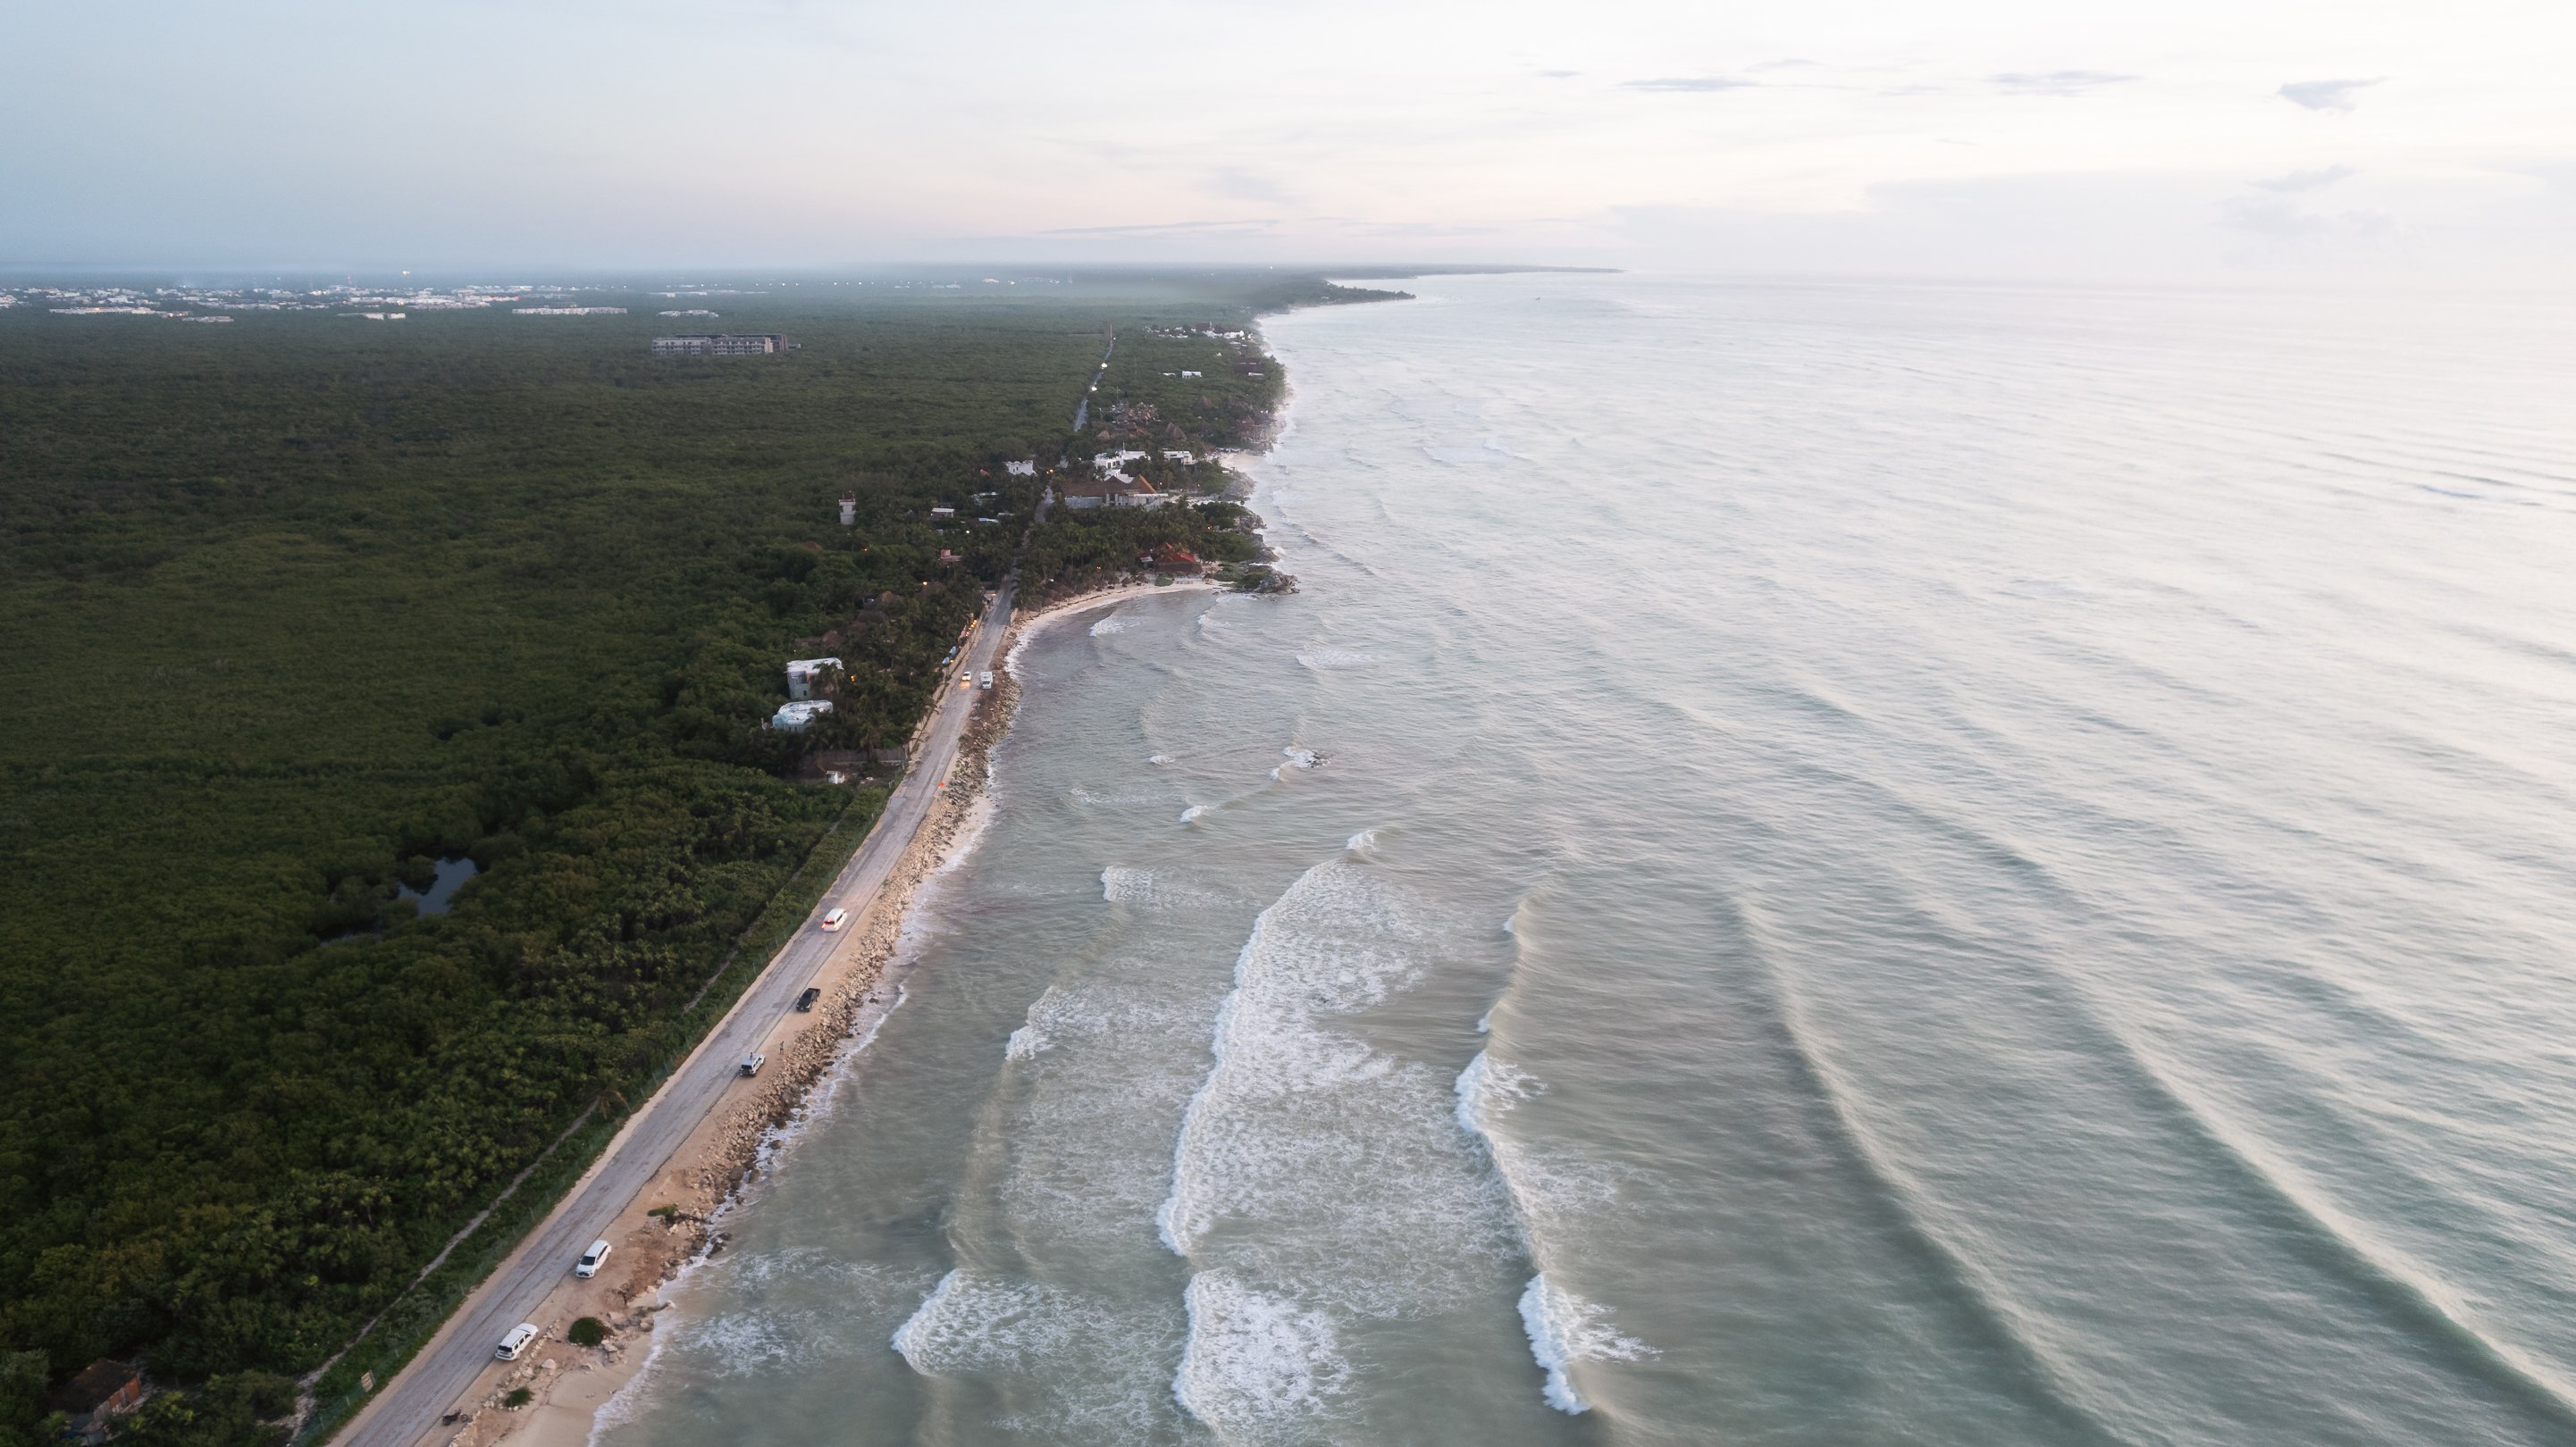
[8,0,2573,281]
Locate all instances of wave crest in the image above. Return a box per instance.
[1519,1273,1654,1414]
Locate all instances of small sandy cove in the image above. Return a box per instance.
[428,578,1215,1447]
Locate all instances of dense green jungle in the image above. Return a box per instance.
[0,269,1397,1446]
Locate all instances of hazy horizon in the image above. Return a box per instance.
[9,0,2573,285]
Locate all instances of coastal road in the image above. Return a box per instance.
[340,581,1018,1447]
[1070,334,1113,430]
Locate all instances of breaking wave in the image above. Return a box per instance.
[891,1269,1066,1376]
[1171,1272,1350,1435]
[1519,1273,1655,1414]
[1154,859,1433,1254]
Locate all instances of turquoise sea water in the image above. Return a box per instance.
[596,274,2576,1445]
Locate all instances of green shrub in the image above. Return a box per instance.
[566,1317,607,1349]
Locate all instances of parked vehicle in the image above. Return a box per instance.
[795,987,821,1012]
[739,1052,765,1077]
[820,907,847,932]
[575,1239,611,1278]
[978,671,994,690]
[497,1324,539,1360]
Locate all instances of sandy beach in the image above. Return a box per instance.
[447,574,1222,1447]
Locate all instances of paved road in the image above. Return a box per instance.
[1070,335,1114,430]
[340,581,1018,1447]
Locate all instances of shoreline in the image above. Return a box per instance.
[485,576,1226,1447]
[431,310,1309,1447]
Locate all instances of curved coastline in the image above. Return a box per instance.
[502,573,1246,1447]
[479,310,1314,1447]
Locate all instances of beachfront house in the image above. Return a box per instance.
[785,657,842,700]
[49,1360,145,1444]
[772,699,834,732]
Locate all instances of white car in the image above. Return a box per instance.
[575,1239,611,1278]
[819,907,847,932]
[497,1323,539,1360]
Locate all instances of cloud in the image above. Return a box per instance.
[2217,193,2388,240]
[1200,168,1294,204]
[1536,69,1578,79]
[1036,218,1281,238]
[2251,164,2356,193]
[1988,70,2135,96]
[2279,78,2379,112]
[1622,76,1755,93]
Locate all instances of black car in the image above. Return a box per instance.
[795,987,821,1012]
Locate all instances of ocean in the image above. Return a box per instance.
[592,273,2576,1446]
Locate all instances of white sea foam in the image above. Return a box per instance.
[1089,613,1132,635]
[1453,1050,1542,1138]
[892,1269,1067,1376]
[1005,1023,1049,1060]
[1456,1050,1620,1233]
[1148,753,1175,765]
[1519,1273,1653,1413]
[994,979,1228,1250]
[583,1300,676,1447]
[1101,866,1227,913]
[1154,860,1511,1279]
[1296,648,1378,670]
[1180,804,1208,824]
[1271,747,1321,780]
[1171,1272,1349,1434]
[1101,865,1155,904]
[1345,827,1378,854]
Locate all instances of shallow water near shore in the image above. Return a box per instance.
[595,274,2576,1446]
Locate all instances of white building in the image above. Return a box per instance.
[838,495,857,525]
[1004,460,1037,476]
[786,657,843,700]
[772,700,834,732]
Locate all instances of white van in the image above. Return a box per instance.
[819,908,847,932]
[575,1239,611,1278]
[739,1051,766,1077]
[497,1323,539,1360]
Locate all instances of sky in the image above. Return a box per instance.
[7,0,2575,280]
